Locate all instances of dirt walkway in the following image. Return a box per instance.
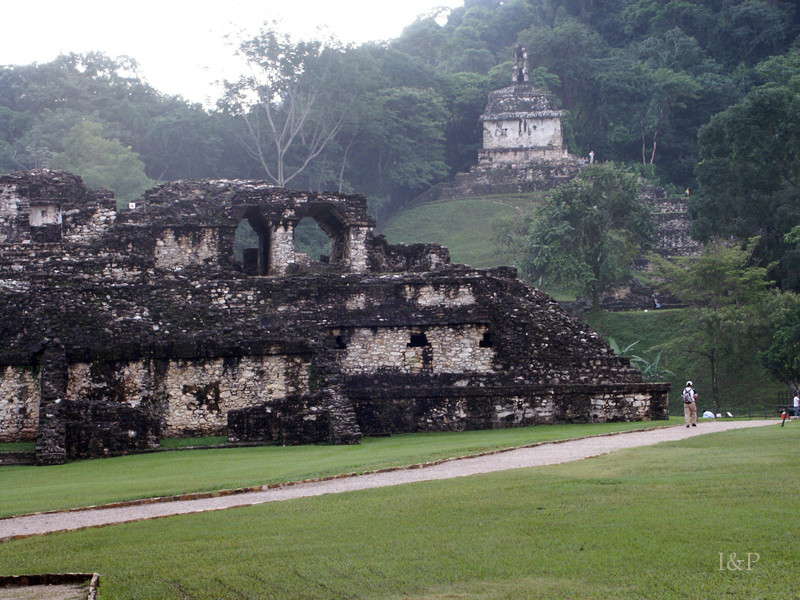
[0,421,777,541]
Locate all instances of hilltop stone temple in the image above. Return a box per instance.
[421,45,583,201]
[0,169,669,464]
[416,45,700,309]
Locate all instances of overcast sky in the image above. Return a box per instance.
[2,0,463,106]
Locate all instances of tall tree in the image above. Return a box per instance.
[220,25,350,188]
[650,239,784,412]
[759,301,800,395]
[693,54,800,289]
[519,163,652,307]
[52,120,154,208]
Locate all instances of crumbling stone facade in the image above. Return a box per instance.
[0,170,668,464]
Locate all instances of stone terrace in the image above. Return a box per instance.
[0,170,669,464]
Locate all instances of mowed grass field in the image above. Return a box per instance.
[0,425,796,599]
[0,420,673,518]
[381,193,544,269]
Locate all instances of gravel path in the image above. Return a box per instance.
[0,420,777,541]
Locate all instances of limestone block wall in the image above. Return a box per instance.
[350,383,669,435]
[345,226,370,273]
[342,325,495,375]
[0,366,40,441]
[66,355,311,437]
[29,203,61,227]
[62,205,116,245]
[589,389,667,421]
[0,184,28,244]
[154,227,222,270]
[403,284,475,307]
[478,147,571,167]
[270,224,296,276]
[482,116,563,152]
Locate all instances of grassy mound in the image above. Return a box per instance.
[380,193,545,269]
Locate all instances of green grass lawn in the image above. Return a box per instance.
[381,193,543,269]
[0,424,795,599]
[0,421,675,518]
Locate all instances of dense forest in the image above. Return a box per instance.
[1,0,798,276]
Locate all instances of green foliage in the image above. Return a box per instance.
[588,308,786,414]
[694,57,800,289]
[1,3,799,229]
[520,163,652,306]
[51,120,154,207]
[1,427,798,599]
[648,239,792,412]
[371,86,449,210]
[759,301,800,392]
[609,337,676,381]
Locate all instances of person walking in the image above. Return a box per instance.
[793,391,799,418]
[682,381,698,428]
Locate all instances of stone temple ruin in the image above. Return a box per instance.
[0,169,669,464]
[421,44,583,201]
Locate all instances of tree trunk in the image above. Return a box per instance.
[710,348,720,414]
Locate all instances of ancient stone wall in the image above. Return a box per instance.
[349,382,669,434]
[641,185,701,258]
[227,397,330,445]
[0,366,40,441]
[0,170,115,247]
[64,400,160,459]
[482,116,565,154]
[341,325,495,375]
[155,227,223,271]
[66,355,311,437]
[0,170,670,462]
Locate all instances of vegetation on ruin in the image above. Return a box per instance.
[0,425,795,599]
[0,420,676,518]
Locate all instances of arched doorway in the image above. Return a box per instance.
[303,203,348,266]
[233,208,271,275]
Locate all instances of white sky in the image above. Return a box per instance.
[2,0,463,106]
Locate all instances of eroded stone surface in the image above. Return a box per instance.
[0,170,668,464]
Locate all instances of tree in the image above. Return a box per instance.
[220,25,350,188]
[649,239,783,413]
[51,121,154,208]
[368,86,449,215]
[520,163,652,307]
[693,63,800,289]
[759,301,800,394]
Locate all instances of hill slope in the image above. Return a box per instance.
[380,193,544,269]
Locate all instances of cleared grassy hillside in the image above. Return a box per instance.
[380,193,544,269]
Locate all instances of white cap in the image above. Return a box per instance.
[686,381,693,386]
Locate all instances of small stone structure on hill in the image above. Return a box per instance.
[414,46,700,312]
[0,170,669,464]
[420,44,583,201]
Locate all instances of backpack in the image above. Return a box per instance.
[682,388,695,404]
